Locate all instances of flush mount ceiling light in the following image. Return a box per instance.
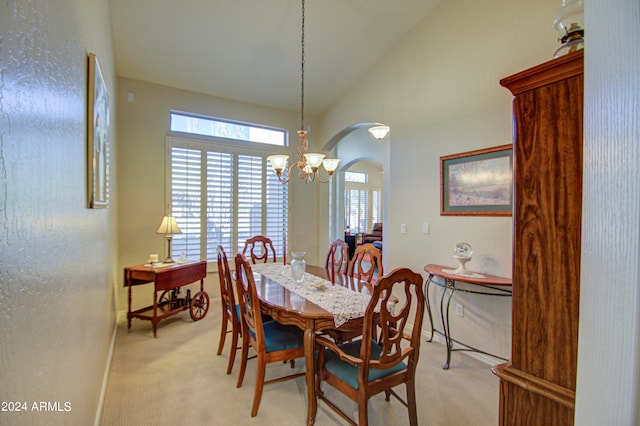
[368,125,390,140]
[268,0,339,184]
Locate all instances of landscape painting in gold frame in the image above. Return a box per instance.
[440,144,513,216]
[87,52,110,208]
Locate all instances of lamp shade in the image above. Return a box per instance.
[156,216,182,235]
[368,125,390,140]
[267,154,289,173]
[322,158,340,174]
[303,153,326,169]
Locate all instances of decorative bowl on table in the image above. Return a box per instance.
[452,242,473,275]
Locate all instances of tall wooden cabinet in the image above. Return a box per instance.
[493,50,583,425]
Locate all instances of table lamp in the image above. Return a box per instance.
[156,215,182,263]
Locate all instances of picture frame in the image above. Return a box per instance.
[87,52,110,208]
[440,144,513,216]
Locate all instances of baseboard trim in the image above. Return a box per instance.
[94,318,118,426]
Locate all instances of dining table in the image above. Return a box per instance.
[250,263,373,425]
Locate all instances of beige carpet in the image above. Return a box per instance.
[100,307,499,426]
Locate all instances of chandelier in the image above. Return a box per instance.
[268,0,340,184]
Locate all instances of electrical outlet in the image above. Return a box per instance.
[455,303,464,317]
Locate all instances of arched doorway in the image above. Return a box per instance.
[321,123,389,251]
[343,159,383,236]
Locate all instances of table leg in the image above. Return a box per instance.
[153,289,158,338]
[440,278,455,369]
[127,283,132,331]
[424,274,435,342]
[304,326,317,425]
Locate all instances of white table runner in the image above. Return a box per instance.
[251,263,371,328]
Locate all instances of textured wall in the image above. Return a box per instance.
[0,0,116,425]
[575,0,640,423]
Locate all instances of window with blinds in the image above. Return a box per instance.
[372,189,382,225]
[345,189,369,234]
[167,138,288,263]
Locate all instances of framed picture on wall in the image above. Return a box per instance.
[440,144,513,216]
[87,52,110,208]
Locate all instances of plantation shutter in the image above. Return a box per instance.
[168,137,289,263]
[171,146,203,260]
[205,151,234,260]
[372,189,382,228]
[357,189,368,233]
[266,167,288,257]
[345,189,369,234]
[236,155,264,252]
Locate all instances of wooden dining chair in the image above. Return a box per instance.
[348,243,383,285]
[325,238,350,283]
[215,246,242,375]
[234,254,306,417]
[242,235,277,264]
[314,267,426,426]
[327,242,386,344]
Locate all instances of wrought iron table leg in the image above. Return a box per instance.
[440,278,455,369]
[424,274,435,342]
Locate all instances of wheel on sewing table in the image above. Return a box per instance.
[158,290,176,309]
[189,291,210,321]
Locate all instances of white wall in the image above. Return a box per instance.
[0,0,117,424]
[575,0,640,423]
[319,0,559,361]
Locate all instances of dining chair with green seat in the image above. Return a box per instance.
[348,243,383,286]
[325,238,350,284]
[242,235,277,264]
[215,245,242,375]
[314,267,426,426]
[234,253,306,417]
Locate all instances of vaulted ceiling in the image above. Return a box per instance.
[109,0,442,115]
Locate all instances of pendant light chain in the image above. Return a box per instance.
[300,0,305,131]
[265,0,340,184]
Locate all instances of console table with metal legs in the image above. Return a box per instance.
[423,263,512,369]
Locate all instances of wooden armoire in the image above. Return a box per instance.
[492,50,583,425]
